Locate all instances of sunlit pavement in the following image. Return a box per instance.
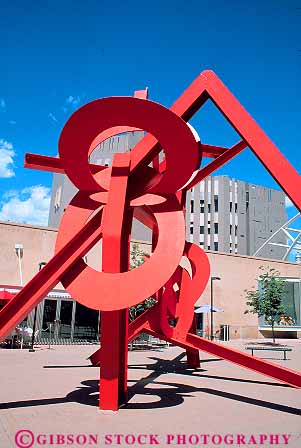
[0,340,300,447]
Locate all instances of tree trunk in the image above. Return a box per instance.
[271,321,275,344]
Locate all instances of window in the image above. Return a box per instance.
[230,224,232,234]
[207,246,211,250]
[42,299,57,330]
[59,301,73,338]
[190,227,193,234]
[258,278,301,327]
[230,202,232,213]
[200,226,204,234]
[214,223,218,234]
[235,225,238,236]
[208,227,211,234]
[235,203,238,213]
[200,205,204,213]
[54,186,62,212]
[214,195,218,212]
[214,242,218,251]
[191,200,194,213]
[74,302,99,341]
[208,204,211,213]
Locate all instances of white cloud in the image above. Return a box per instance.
[285,196,295,208]
[0,185,51,226]
[8,120,16,125]
[66,95,81,107]
[0,98,6,111]
[48,112,58,123]
[0,139,15,178]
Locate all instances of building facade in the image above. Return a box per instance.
[185,175,287,259]
[49,133,287,259]
[0,220,300,341]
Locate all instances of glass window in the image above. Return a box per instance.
[214,197,218,212]
[74,302,99,341]
[281,280,300,326]
[42,299,57,330]
[214,223,218,233]
[191,200,194,213]
[214,242,218,251]
[200,226,204,234]
[259,279,301,327]
[59,300,73,338]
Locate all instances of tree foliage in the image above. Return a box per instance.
[129,243,156,322]
[244,266,286,343]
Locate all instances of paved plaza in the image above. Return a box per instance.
[0,340,300,448]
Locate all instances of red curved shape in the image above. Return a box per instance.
[158,243,210,339]
[55,193,186,310]
[59,97,200,195]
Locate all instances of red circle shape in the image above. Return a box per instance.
[55,192,186,311]
[58,97,200,195]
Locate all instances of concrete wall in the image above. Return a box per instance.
[0,221,57,286]
[1,221,300,339]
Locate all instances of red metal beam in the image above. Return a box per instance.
[99,153,131,410]
[0,209,103,340]
[200,143,228,158]
[184,140,248,190]
[142,327,301,388]
[25,153,105,175]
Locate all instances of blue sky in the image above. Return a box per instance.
[0,0,300,226]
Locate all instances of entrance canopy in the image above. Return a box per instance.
[195,304,223,314]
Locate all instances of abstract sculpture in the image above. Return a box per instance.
[0,70,300,411]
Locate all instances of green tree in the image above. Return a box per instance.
[129,243,156,322]
[244,267,286,343]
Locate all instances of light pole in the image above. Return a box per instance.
[210,276,221,341]
[29,261,46,352]
[15,243,24,286]
[15,243,24,348]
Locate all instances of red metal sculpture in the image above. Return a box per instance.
[0,70,301,411]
